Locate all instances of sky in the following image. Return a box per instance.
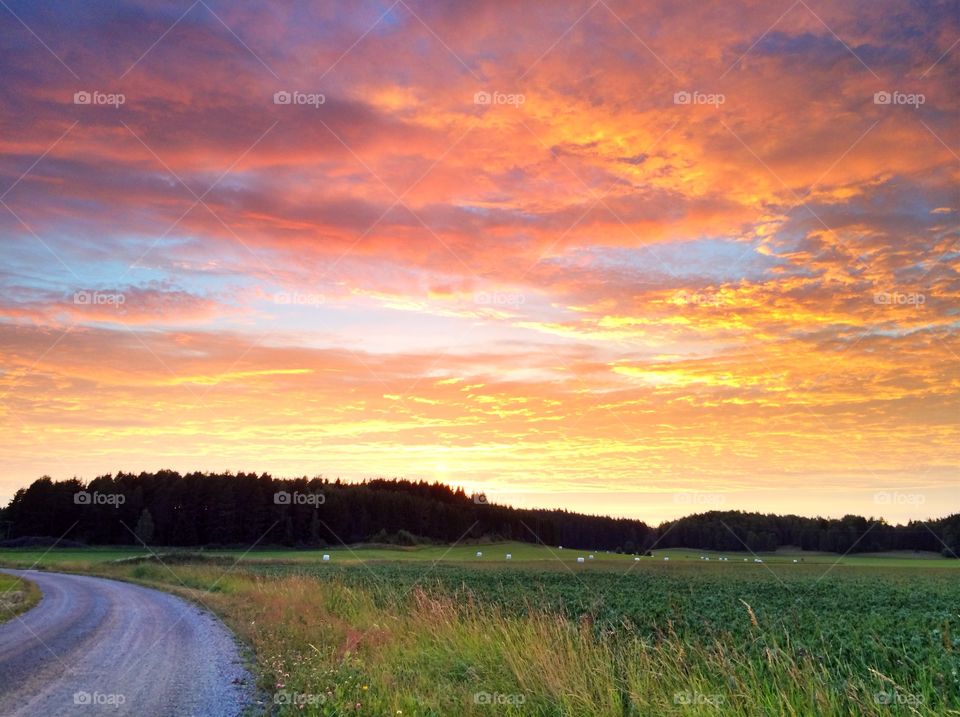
[0,0,957,525]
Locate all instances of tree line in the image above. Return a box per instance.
[657,510,959,556]
[0,472,956,557]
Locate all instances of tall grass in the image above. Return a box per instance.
[86,562,957,716]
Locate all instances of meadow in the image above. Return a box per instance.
[0,544,957,715]
[2,542,958,568]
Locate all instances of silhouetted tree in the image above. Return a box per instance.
[134,509,154,544]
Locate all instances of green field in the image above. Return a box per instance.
[1,541,956,569]
[1,543,957,715]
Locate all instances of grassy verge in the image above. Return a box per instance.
[0,573,41,623]
[18,555,956,717]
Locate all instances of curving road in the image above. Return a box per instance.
[0,569,253,716]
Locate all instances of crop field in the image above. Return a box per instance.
[1,545,957,715]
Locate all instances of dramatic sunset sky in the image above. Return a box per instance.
[1,0,957,523]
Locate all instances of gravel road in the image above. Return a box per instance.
[0,569,253,716]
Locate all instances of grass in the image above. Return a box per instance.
[0,541,956,569]
[1,546,956,715]
[0,573,41,623]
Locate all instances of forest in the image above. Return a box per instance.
[1,472,957,556]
